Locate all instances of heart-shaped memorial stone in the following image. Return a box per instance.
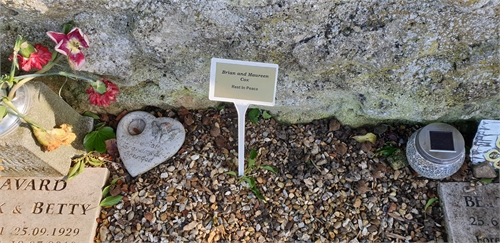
[117,111,185,177]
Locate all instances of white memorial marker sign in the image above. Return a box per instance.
[209,58,278,176]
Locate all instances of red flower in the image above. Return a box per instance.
[86,79,119,107]
[47,28,89,70]
[10,44,52,71]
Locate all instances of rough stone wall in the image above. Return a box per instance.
[1,0,499,127]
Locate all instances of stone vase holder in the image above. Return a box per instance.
[0,82,93,177]
[117,111,185,177]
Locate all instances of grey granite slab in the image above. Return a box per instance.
[438,182,500,243]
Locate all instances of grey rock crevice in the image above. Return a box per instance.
[1,0,499,126]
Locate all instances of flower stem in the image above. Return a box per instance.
[7,62,94,99]
[1,97,45,129]
[8,36,23,84]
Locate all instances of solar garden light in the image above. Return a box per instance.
[406,123,465,179]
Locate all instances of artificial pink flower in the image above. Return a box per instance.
[9,44,52,71]
[47,28,89,70]
[86,79,119,107]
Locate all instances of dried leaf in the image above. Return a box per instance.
[215,136,228,149]
[451,162,468,181]
[144,212,154,222]
[388,202,397,213]
[109,184,122,196]
[336,143,347,155]
[329,119,341,131]
[210,126,221,137]
[32,124,76,152]
[184,114,194,126]
[114,110,129,127]
[361,142,372,152]
[105,138,119,158]
[178,108,190,116]
[202,116,211,125]
[353,133,377,144]
[356,181,370,194]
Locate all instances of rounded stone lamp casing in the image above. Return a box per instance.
[406,123,465,179]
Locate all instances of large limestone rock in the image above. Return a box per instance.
[1,0,499,127]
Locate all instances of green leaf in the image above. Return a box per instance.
[111,177,121,185]
[248,158,255,169]
[67,160,85,181]
[225,171,237,177]
[248,108,260,124]
[95,122,105,129]
[249,177,256,187]
[241,176,256,188]
[262,111,272,119]
[88,158,105,167]
[424,197,438,212]
[0,106,7,120]
[66,161,82,181]
[100,195,123,207]
[479,178,493,184]
[102,185,110,198]
[84,126,115,152]
[83,111,100,120]
[61,21,76,34]
[375,145,399,157]
[261,165,278,174]
[93,80,107,94]
[249,149,258,159]
[250,187,266,201]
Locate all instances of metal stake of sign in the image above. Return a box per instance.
[234,103,249,176]
[209,58,278,176]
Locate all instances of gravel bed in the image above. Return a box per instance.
[95,106,485,243]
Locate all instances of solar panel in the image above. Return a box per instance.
[429,131,455,152]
